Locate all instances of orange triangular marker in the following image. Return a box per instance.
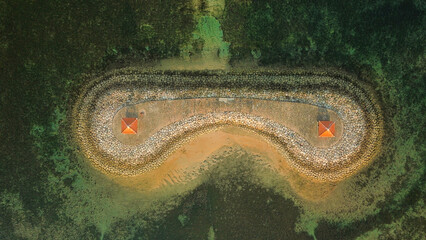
[123,118,135,125]
[129,120,138,132]
[121,118,138,134]
[320,129,334,137]
[122,126,136,134]
[318,121,335,137]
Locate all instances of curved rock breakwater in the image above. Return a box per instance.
[71,68,383,181]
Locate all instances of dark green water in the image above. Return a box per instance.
[0,0,424,239]
[103,153,311,240]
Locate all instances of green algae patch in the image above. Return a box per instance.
[207,226,216,240]
[356,229,381,240]
[178,214,189,226]
[164,14,230,70]
[193,16,230,59]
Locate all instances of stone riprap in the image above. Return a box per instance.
[72,69,383,181]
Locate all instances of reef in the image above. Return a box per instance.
[72,68,384,182]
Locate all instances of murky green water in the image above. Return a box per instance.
[0,0,424,239]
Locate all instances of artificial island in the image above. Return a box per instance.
[71,68,384,188]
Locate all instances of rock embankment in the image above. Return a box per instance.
[72,69,383,181]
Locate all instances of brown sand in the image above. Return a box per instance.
[110,126,337,201]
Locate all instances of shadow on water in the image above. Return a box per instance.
[105,151,313,240]
[152,182,312,240]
